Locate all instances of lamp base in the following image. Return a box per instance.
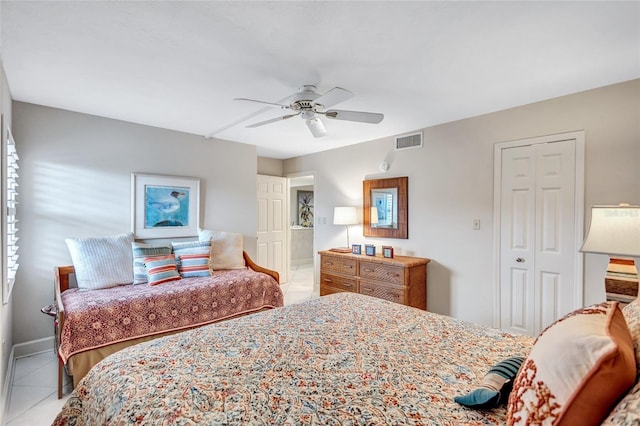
[329,247,352,253]
[605,257,638,305]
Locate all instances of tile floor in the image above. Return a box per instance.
[5,263,316,425]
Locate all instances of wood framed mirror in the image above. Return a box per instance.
[363,176,408,239]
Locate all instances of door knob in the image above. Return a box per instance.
[516,257,525,263]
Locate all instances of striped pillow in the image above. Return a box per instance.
[132,242,172,284]
[144,255,181,286]
[455,357,525,408]
[172,240,211,278]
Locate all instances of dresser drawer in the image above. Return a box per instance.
[359,261,403,285]
[360,280,405,304]
[321,273,358,293]
[320,255,357,276]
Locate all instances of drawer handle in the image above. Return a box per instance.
[388,272,400,278]
[344,283,353,288]
[325,261,334,266]
[343,265,353,269]
[363,288,373,293]
[363,268,373,273]
[323,278,332,283]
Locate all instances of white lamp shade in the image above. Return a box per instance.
[333,206,358,225]
[581,205,640,257]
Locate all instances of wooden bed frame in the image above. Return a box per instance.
[53,251,279,399]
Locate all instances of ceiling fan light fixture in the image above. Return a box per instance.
[306,117,327,138]
[235,85,382,138]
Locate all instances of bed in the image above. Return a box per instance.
[52,292,640,425]
[55,250,283,398]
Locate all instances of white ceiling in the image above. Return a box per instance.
[2,1,639,159]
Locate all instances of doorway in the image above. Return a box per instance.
[493,131,585,336]
[286,173,316,304]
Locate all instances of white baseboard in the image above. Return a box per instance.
[13,336,55,359]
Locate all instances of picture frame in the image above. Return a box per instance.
[365,244,376,256]
[131,173,200,239]
[382,246,394,258]
[352,244,362,255]
[297,190,314,227]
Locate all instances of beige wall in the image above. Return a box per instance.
[257,156,284,176]
[11,102,259,347]
[284,79,640,326]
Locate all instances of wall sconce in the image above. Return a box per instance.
[331,206,358,253]
[581,204,640,302]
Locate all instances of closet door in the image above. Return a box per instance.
[499,138,579,336]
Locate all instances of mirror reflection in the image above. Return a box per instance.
[371,188,398,229]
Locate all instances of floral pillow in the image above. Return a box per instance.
[507,301,636,426]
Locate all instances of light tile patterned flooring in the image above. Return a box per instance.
[5,263,316,425]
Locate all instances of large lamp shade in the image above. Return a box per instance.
[581,205,640,257]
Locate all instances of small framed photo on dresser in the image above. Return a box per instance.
[351,244,362,255]
[382,246,394,258]
[365,244,376,256]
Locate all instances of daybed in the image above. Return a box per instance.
[52,292,640,425]
[54,249,282,399]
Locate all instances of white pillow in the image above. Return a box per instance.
[198,229,245,270]
[65,232,135,290]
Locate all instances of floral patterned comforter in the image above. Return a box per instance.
[53,293,532,425]
[59,268,283,362]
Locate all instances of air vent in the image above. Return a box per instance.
[395,132,423,150]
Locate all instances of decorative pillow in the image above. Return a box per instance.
[144,255,181,286]
[455,357,525,408]
[132,242,172,284]
[171,240,211,278]
[622,297,640,374]
[198,229,245,270]
[507,302,636,426]
[65,232,134,290]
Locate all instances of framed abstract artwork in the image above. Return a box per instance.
[131,173,200,239]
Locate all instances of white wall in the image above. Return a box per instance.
[0,61,13,422]
[284,79,640,326]
[11,102,259,346]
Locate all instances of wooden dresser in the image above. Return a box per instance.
[319,250,430,310]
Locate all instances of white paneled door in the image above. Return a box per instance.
[497,135,584,336]
[257,175,288,283]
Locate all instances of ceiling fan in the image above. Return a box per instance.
[235,85,384,138]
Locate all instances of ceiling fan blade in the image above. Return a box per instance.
[313,87,353,109]
[306,117,327,138]
[324,109,384,124]
[234,97,290,109]
[246,113,299,128]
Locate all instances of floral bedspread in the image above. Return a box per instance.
[58,268,283,363]
[54,292,532,425]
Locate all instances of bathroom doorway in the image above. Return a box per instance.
[285,173,316,305]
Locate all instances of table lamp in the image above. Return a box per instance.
[331,206,358,253]
[581,204,640,301]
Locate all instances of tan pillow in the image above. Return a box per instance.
[507,301,636,426]
[198,229,245,270]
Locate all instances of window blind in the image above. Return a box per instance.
[6,128,18,286]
